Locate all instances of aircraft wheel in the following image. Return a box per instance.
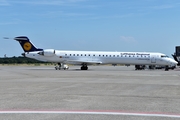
[64,68,68,70]
[55,66,58,70]
[81,66,88,70]
[165,66,169,71]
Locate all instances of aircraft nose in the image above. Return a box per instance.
[174,61,178,65]
[170,59,178,65]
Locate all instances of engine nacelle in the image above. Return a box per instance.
[38,49,55,57]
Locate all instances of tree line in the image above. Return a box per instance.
[0,56,50,64]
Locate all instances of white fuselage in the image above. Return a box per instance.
[24,50,177,67]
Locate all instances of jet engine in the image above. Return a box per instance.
[38,49,55,57]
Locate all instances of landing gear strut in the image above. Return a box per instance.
[81,64,88,70]
[55,63,69,70]
[165,66,169,71]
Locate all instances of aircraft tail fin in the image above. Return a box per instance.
[14,36,43,52]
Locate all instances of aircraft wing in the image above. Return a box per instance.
[64,60,102,65]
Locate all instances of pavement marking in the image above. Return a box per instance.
[0,110,180,118]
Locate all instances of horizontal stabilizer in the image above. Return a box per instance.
[14,36,29,41]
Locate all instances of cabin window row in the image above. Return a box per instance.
[65,54,150,58]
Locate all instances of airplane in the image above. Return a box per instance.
[10,36,177,71]
[172,46,180,66]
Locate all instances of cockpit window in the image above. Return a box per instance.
[161,55,169,58]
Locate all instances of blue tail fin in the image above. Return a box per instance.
[14,36,43,52]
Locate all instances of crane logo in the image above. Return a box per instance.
[23,42,32,51]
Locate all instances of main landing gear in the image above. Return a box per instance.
[81,64,88,70]
[55,63,69,70]
[165,65,175,71]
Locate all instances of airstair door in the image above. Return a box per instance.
[151,55,156,63]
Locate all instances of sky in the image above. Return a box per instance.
[0,0,180,57]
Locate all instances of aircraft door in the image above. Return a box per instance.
[151,55,156,63]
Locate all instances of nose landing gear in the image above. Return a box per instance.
[165,66,169,71]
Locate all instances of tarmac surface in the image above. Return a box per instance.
[0,65,180,120]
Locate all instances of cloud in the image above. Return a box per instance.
[0,0,10,6]
[151,5,174,10]
[11,0,87,6]
[120,36,136,42]
[68,0,86,2]
[0,21,17,25]
[0,19,30,25]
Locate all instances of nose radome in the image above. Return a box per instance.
[174,61,178,64]
[171,59,178,65]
